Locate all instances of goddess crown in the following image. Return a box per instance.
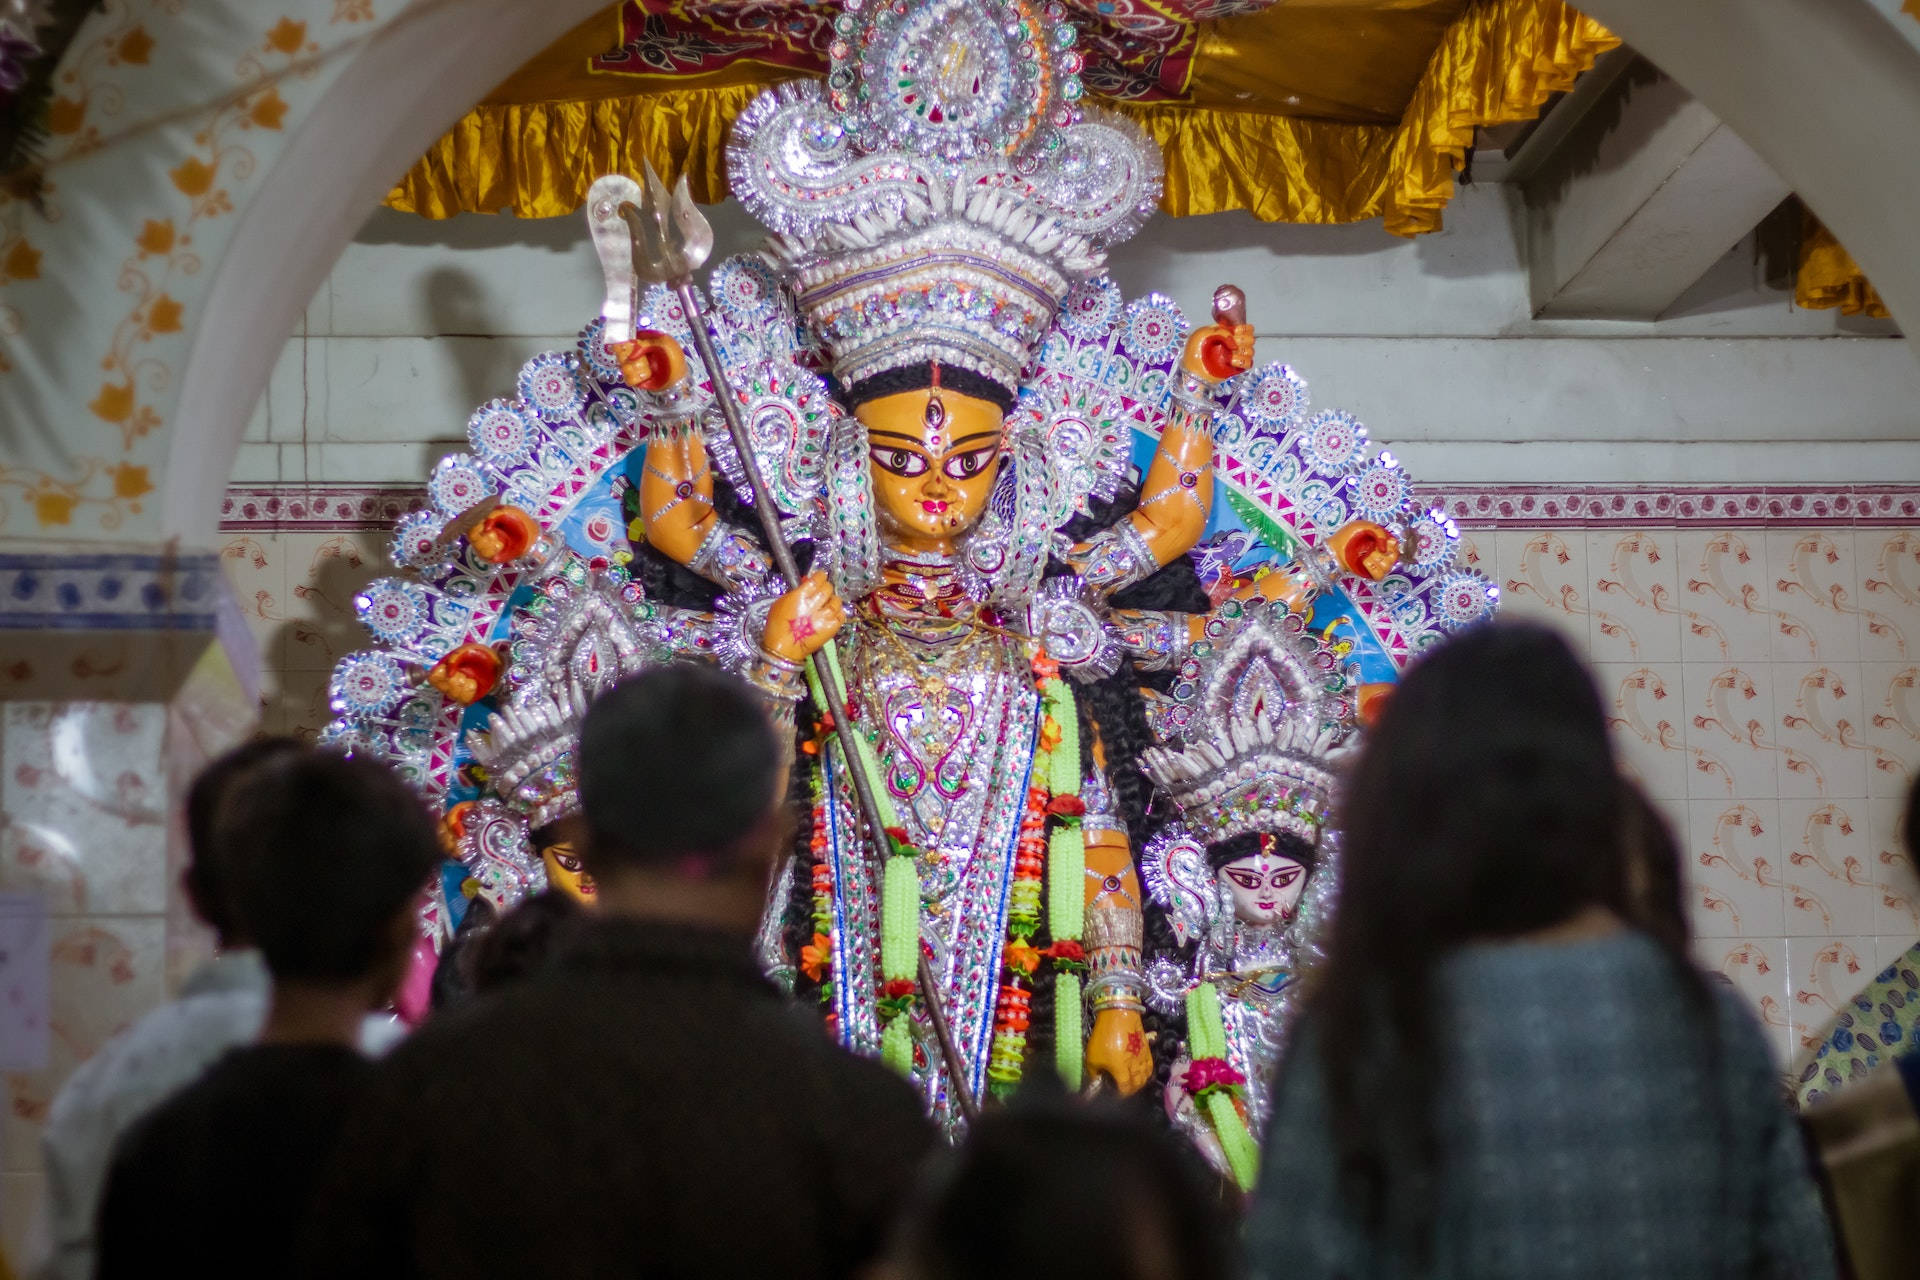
[725,0,1162,399]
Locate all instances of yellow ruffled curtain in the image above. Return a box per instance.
[386,0,1617,237]
[1796,211,1890,319]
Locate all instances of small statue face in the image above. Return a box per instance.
[540,840,597,903]
[854,387,1003,553]
[1219,849,1307,927]
[534,816,597,903]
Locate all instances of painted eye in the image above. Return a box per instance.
[870,446,928,477]
[941,448,997,480]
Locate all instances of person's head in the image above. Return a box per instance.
[1206,831,1315,930]
[888,1102,1238,1280]
[1332,619,1627,964]
[1310,620,1640,1260]
[465,889,583,996]
[576,664,786,919]
[1620,778,1689,954]
[214,749,441,1002]
[183,736,303,947]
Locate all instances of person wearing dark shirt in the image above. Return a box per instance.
[295,663,936,1280]
[95,748,442,1279]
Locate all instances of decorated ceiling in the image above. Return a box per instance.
[388,0,1616,235]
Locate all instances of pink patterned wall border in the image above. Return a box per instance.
[222,486,428,531]
[1425,485,1920,528]
[222,483,1920,533]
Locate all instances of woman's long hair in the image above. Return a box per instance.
[1308,620,1694,1260]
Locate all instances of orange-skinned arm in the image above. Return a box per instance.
[1069,323,1253,590]
[1080,730,1151,1096]
[636,430,718,569]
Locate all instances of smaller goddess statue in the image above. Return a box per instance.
[1137,599,1349,1189]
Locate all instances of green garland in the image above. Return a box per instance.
[1041,673,1086,1089]
[1186,983,1262,1190]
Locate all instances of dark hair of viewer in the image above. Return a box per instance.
[892,1102,1239,1280]
[577,664,782,873]
[184,736,303,944]
[1309,620,1716,1262]
[466,889,581,995]
[215,750,441,983]
[1620,779,1689,955]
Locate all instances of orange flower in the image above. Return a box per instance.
[46,96,84,136]
[117,27,154,64]
[33,491,75,526]
[110,464,152,501]
[136,220,175,257]
[265,18,307,54]
[169,157,214,198]
[89,382,134,424]
[800,932,832,982]
[248,89,288,131]
[146,294,182,334]
[3,240,40,281]
[1038,716,1062,754]
[1003,941,1042,975]
[1031,651,1060,682]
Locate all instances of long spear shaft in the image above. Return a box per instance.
[621,212,981,1125]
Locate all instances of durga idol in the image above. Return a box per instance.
[603,16,1256,1119]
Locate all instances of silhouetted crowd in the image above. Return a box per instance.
[29,622,1920,1280]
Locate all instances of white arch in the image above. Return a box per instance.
[165,0,1920,546]
[162,0,607,542]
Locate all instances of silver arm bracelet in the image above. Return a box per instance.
[1074,518,1157,596]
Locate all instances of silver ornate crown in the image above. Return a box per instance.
[469,567,671,830]
[1140,602,1349,847]
[725,0,1161,398]
[466,684,593,831]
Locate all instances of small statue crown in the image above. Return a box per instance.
[1141,603,1350,847]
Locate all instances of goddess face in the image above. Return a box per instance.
[533,816,597,904]
[1218,849,1308,928]
[854,386,1003,553]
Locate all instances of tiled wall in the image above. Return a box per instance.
[215,488,1920,1072]
[1458,522,1920,1065]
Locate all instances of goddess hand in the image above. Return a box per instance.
[610,330,689,391]
[1085,1005,1153,1096]
[763,570,845,664]
[1180,322,1255,385]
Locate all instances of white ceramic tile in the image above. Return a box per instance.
[1,1170,49,1278]
[1593,662,1690,800]
[1687,797,1784,938]
[0,706,168,916]
[1695,936,1793,1063]
[217,533,289,657]
[1857,528,1920,661]
[1861,662,1920,795]
[1493,529,1588,644]
[1681,663,1780,799]
[1674,529,1775,662]
[2,916,167,1175]
[1786,935,1879,1061]
[278,532,387,673]
[1586,529,1682,661]
[1455,532,1489,576]
[1767,529,1861,662]
[1771,661,1870,799]
[1780,798,1878,936]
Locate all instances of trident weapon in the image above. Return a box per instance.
[588,166,981,1124]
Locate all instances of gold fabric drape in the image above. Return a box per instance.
[1797,211,1891,319]
[386,0,1617,237]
